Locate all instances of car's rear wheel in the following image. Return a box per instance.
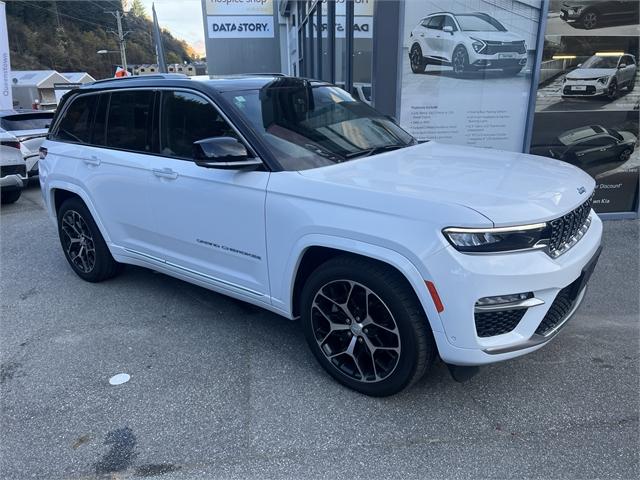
[627,79,635,92]
[300,256,436,396]
[606,78,619,100]
[57,197,121,282]
[619,148,633,162]
[580,10,599,29]
[409,44,427,74]
[452,46,469,77]
[1,188,21,205]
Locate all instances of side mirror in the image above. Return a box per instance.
[618,63,626,69]
[442,25,454,34]
[577,63,582,68]
[193,137,261,170]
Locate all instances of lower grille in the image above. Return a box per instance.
[563,85,596,95]
[535,278,582,336]
[483,41,526,55]
[475,309,526,338]
[1,165,27,177]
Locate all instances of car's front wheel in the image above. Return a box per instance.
[300,256,436,396]
[619,148,633,162]
[580,10,599,29]
[1,188,21,205]
[57,197,121,282]
[452,46,469,77]
[409,44,427,74]
[606,78,619,100]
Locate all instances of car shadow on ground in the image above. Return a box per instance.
[420,69,521,80]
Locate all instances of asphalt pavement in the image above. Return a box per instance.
[1,184,639,479]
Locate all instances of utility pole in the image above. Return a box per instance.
[106,10,129,72]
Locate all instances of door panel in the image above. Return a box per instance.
[145,90,270,297]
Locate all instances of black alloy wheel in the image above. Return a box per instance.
[619,148,633,162]
[301,256,436,396]
[410,44,426,74]
[57,197,121,282]
[580,10,599,29]
[607,78,619,100]
[452,46,469,77]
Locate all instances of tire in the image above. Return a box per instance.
[580,10,599,29]
[452,46,469,77]
[606,78,619,100]
[409,43,426,74]
[627,79,635,92]
[300,256,436,396]
[503,66,523,77]
[619,148,633,162]
[1,188,21,204]
[57,197,121,282]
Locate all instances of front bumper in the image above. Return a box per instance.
[425,211,603,366]
[562,79,608,97]
[468,51,527,70]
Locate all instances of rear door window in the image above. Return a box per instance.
[106,90,155,153]
[55,95,97,143]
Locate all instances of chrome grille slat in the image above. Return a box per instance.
[548,195,593,258]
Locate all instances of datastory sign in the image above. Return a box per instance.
[205,0,274,38]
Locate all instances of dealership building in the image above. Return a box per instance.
[201,0,640,217]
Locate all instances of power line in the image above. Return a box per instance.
[20,1,112,30]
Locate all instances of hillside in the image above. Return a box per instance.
[6,0,196,79]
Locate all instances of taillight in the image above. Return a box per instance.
[39,147,48,160]
[1,140,21,150]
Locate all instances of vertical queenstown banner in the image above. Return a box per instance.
[0,1,13,110]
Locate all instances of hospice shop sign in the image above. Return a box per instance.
[205,0,274,38]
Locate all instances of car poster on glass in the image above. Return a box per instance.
[398,0,542,152]
[531,1,639,214]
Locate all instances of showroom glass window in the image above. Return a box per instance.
[160,91,237,159]
[106,90,154,152]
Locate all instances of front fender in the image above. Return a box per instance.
[274,233,445,333]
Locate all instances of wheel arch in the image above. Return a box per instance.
[286,236,445,334]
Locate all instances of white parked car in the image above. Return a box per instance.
[0,110,54,179]
[409,12,528,77]
[40,75,602,396]
[562,53,637,100]
[0,129,28,204]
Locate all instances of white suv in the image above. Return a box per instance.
[40,75,602,396]
[409,12,528,77]
[562,53,637,100]
[1,129,28,204]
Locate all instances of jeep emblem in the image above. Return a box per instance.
[577,186,586,194]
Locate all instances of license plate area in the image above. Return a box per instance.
[572,85,587,91]
[498,53,517,59]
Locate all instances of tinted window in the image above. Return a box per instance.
[1,113,53,131]
[426,16,444,30]
[456,14,506,32]
[160,91,238,158]
[443,16,457,30]
[106,90,155,152]
[92,93,109,145]
[55,95,97,143]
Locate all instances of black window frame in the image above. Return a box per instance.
[50,93,99,145]
[104,89,157,154]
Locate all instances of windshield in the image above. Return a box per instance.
[580,55,619,69]
[606,128,623,141]
[0,113,53,131]
[223,81,415,170]
[455,14,506,32]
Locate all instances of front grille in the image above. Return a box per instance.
[475,309,526,337]
[1,165,27,177]
[483,41,526,55]
[535,277,582,336]
[548,196,593,257]
[563,85,597,95]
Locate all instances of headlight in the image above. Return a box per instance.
[563,76,568,83]
[597,76,610,84]
[442,223,549,253]
[470,38,486,54]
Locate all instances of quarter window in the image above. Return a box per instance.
[55,95,97,143]
[160,91,238,159]
[105,90,155,152]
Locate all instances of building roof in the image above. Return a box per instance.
[61,72,96,84]
[10,70,70,88]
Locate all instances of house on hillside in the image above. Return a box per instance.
[10,70,70,110]
[61,72,96,84]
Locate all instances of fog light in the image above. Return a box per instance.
[476,292,532,306]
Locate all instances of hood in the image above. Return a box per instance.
[620,130,638,143]
[472,31,524,43]
[566,68,615,80]
[298,142,595,227]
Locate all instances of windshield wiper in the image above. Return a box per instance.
[344,144,409,159]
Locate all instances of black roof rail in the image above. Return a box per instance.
[90,73,190,85]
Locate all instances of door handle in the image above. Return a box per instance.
[419,33,424,37]
[83,156,100,166]
[152,168,178,180]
